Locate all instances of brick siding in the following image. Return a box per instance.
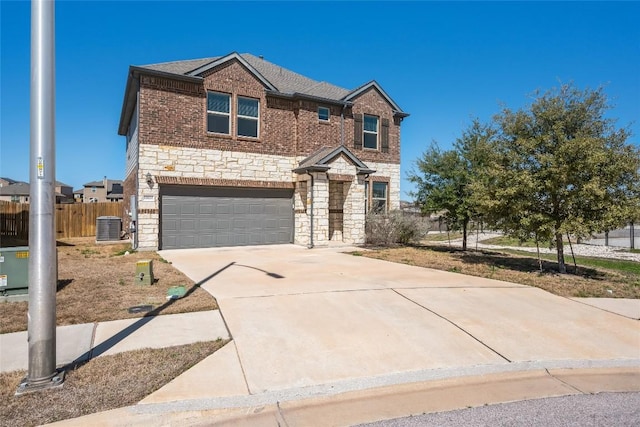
[137,58,402,163]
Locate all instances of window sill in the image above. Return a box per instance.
[206,132,233,140]
[205,133,261,143]
[237,136,261,143]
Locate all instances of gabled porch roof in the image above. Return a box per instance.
[293,146,376,175]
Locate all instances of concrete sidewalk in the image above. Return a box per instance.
[0,310,228,373]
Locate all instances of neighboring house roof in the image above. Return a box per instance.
[119,52,408,135]
[0,177,24,185]
[0,182,30,196]
[73,189,84,195]
[56,180,72,188]
[294,146,375,175]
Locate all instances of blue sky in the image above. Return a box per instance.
[1,1,638,198]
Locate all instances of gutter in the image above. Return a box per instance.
[341,104,346,146]
[266,90,353,108]
[292,165,330,174]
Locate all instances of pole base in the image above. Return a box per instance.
[15,370,65,395]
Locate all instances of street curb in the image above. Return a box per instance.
[45,366,640,426]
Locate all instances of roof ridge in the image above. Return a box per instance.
[139,56,220,68]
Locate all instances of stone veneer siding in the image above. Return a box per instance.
[134,143,401,249]
[135,144,297,250]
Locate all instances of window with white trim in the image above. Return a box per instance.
[237,97,259,138]
[207,92,231,134]
[363,115,378,149]
[318,106,330,122]
[371,182,388,213]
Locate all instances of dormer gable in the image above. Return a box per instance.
[293,146,375,175]
[186,52,277,91]
[343,81,409,118]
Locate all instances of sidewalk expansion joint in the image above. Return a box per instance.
[233,340,252,395]
[391,288,512,363]
[227,287,388,299]
[544,368,587,394]
[88,322,98,360]
[276,401,290,427]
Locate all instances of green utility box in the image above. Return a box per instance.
[135,259,154,285]
[0,247,30,296]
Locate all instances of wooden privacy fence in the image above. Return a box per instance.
[0,201,124,239]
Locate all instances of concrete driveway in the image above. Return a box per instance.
[157,244,640,398]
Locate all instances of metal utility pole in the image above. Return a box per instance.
[17,0,63,393]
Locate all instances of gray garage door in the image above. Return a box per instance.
[160,186,293,249]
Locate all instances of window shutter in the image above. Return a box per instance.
[381,118,389,153]
[354,113,363,150]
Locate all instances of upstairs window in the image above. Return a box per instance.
[237,97,259,138]
[207,92,231,134]
[318,106,330,122]
[363,115,378,149]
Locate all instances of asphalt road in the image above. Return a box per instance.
[358,392,640,427]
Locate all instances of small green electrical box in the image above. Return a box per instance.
[0,246,30,296]
[135,259,154,285]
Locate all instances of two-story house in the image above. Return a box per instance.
[82,177,124,203]
[118,52,408,250]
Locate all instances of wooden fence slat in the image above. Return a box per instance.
[1,201,124,240]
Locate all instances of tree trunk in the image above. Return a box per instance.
[555,232,566,274]
[462,219,468,251]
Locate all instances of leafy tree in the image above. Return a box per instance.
[478,84,640,273]
[409,119,495,250]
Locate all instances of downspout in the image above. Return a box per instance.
[340,104,346,146]
[132,89,140,250]
[307,172,314,249]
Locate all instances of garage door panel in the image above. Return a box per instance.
[199,235,214,246]
[180,203,197,216]
[199,204,214,215]
[179,235,197,247]
[199,219,214,230]
[234,204,249,215]
[217,219,231,230]
[163,219,178,231]
[180,219,196,230]
[216,204,231,214]
[161,187,293,249]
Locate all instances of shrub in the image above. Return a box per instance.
[365,210,430,246]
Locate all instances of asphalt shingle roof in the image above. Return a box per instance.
[0,182,30,196]
[139,53,351,102]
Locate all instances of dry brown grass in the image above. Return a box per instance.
[0,339,227,427]
[1,237,217,333]
[362,244,640,299]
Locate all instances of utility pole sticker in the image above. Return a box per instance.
[37,157,45,179]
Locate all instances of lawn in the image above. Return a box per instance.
[479,235,541,247]
[0,339,228,427]
[1,237,218,333]
[1,237,224,426]
[422,232,464,242]
[361,244,640,299]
